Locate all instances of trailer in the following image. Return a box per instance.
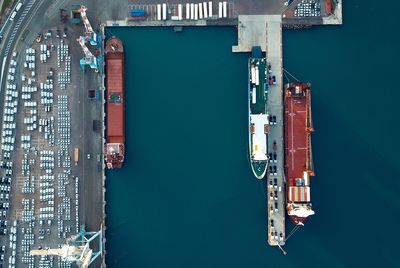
[74,147,79,165]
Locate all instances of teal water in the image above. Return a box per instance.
[105,1,400,267]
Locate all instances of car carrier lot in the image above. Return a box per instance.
[0,16,104,268]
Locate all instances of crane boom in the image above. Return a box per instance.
[30,226,102,268]
[79,5,94,33]
[77,36,94,59]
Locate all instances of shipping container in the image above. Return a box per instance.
[203,2,208,18]
[190,3,194,20]
[186,3,190,19]
[157,4,162,20]
[199,3,203,19]
[252,88,256,104]
[178,4,182,20]
[209,1,213,17]
[218,2,222,18]
[162,3,167,20]
[130,9,145,17]
[194,4,198,20]
[223,1,227,17]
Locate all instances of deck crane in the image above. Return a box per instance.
[77,36,99,71]
[78,5,97,45]
[30,226,103,268]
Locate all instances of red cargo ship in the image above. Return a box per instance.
[284,82,315,225]
[105,37,125,169]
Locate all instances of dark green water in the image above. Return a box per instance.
[105,1,400,267]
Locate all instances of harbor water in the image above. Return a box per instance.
[105,1,400,267]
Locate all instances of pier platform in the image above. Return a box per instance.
[232,15,268,52]
[265,15,285,247]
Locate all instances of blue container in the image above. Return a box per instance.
[130,9,145,17]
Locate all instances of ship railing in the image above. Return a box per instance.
[305,87,313,131]
[305,87,314,175]
[307,134,315,176]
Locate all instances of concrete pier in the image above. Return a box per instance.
[265,15,285,247]
[232,15,268,53]
[233,14,285,247]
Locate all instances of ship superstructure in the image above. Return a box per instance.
[284,82,315,225]
[105,37,125,169]
[248,47,269,179]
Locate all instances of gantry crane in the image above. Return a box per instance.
[30,226,102,268]
[77,36,99,71]
[76,5,101,72]
[78,5,97,45]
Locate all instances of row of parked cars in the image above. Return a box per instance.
[294,0,321,17]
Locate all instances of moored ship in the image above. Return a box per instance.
[248,47,269,179]
[284,82,315,225]
[105,37,125,169]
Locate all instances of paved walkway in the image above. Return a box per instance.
[265,15,285,247]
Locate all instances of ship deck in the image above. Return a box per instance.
[284,91,308,182]
[106,39,125,144]
[249,58,268,114]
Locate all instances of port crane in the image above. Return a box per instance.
[78,5,97,45]
[76,5,100,71]
[30,226,103,268]
[77,36,99,71]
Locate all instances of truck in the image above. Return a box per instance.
[15,3,22,11]
[74,147,79,165]
[10,11,17,21]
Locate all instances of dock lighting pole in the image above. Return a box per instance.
[30,226,103,268]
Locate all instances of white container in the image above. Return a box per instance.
[190,3,194,20]
[252,88,256,104]
[157,4,162,21]
[194,4,198,20]
[209,2,213,17]
[218,2,222,18]
[199,2,203,19]
[178,4,182,20]
[162,3,167,20]
[186,4,190,19]
[203,2,208,18]
[223,1,227,18]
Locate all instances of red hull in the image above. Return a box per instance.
[105,38,125,169]
[284,83,314,224]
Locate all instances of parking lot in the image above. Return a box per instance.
[0,19,104,266]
